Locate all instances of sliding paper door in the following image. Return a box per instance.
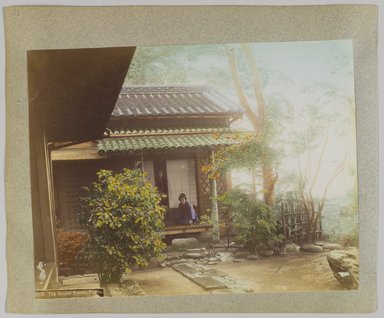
[166,159,197,208]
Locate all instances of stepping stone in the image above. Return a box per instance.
[192,277,227,289]
[243,287,254,292]
[172,238,198,247]
[172,263,227,290]
[323,243,343,250]
[166,254,181,261]
[185,248,206,253]
[183,253,206,259]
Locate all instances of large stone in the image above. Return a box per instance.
[246,254,259,260]
[258,249,274,257]
[171,238,198,247]
[215,252,234,262]
[234,251,250,259]
[284,243,300,254]
[300,244,323,253]
[327,249,359,290]
[322,243,343,250]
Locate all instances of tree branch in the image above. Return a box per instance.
[319,147,348,213]
[309,124,329,198]
[297,157,310,218]
[241,43,267,124]
[225,44,261,133]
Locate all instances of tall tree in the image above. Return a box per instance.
[225,43,278,206]
[289,82,351,242]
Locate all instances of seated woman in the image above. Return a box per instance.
[178,193,199,225]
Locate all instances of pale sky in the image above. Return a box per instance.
[228,40,356,199]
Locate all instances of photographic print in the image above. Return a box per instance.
[29,41,359,299]
[4,4,378,314]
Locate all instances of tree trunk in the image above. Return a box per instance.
[250,167,257,200]
[225,44,278,206]
[262,164,278,206]
[311,213,319,242]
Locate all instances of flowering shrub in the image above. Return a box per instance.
[79,169,165,284]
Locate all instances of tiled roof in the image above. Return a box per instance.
[97,133,238,155]
[112,86,243,118]
[105,126,233,136]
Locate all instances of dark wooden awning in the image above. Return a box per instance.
[28,47,136,142]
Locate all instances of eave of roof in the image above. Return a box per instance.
[105,126,234,137]
[111,85,243,119]
[97,133,240,155]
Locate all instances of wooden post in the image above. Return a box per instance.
[31,125,59,286]
[195,153,203,216]
[281,200,287,243]
[209,150,220,241]
[44,136,59,285]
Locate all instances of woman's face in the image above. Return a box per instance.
[180,198,186,204]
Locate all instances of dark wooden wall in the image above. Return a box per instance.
[53,149,231,231]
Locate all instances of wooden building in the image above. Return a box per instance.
[28,47,244,287]
[28,47,136,287]
[51,86,244,233]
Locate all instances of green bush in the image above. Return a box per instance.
[326,227,359,248]
[79,169,166,284]
[219,188,281,254]
[199,214,212,225]
[339,229,359,248]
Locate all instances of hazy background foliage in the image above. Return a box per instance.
[125,41,358,240]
